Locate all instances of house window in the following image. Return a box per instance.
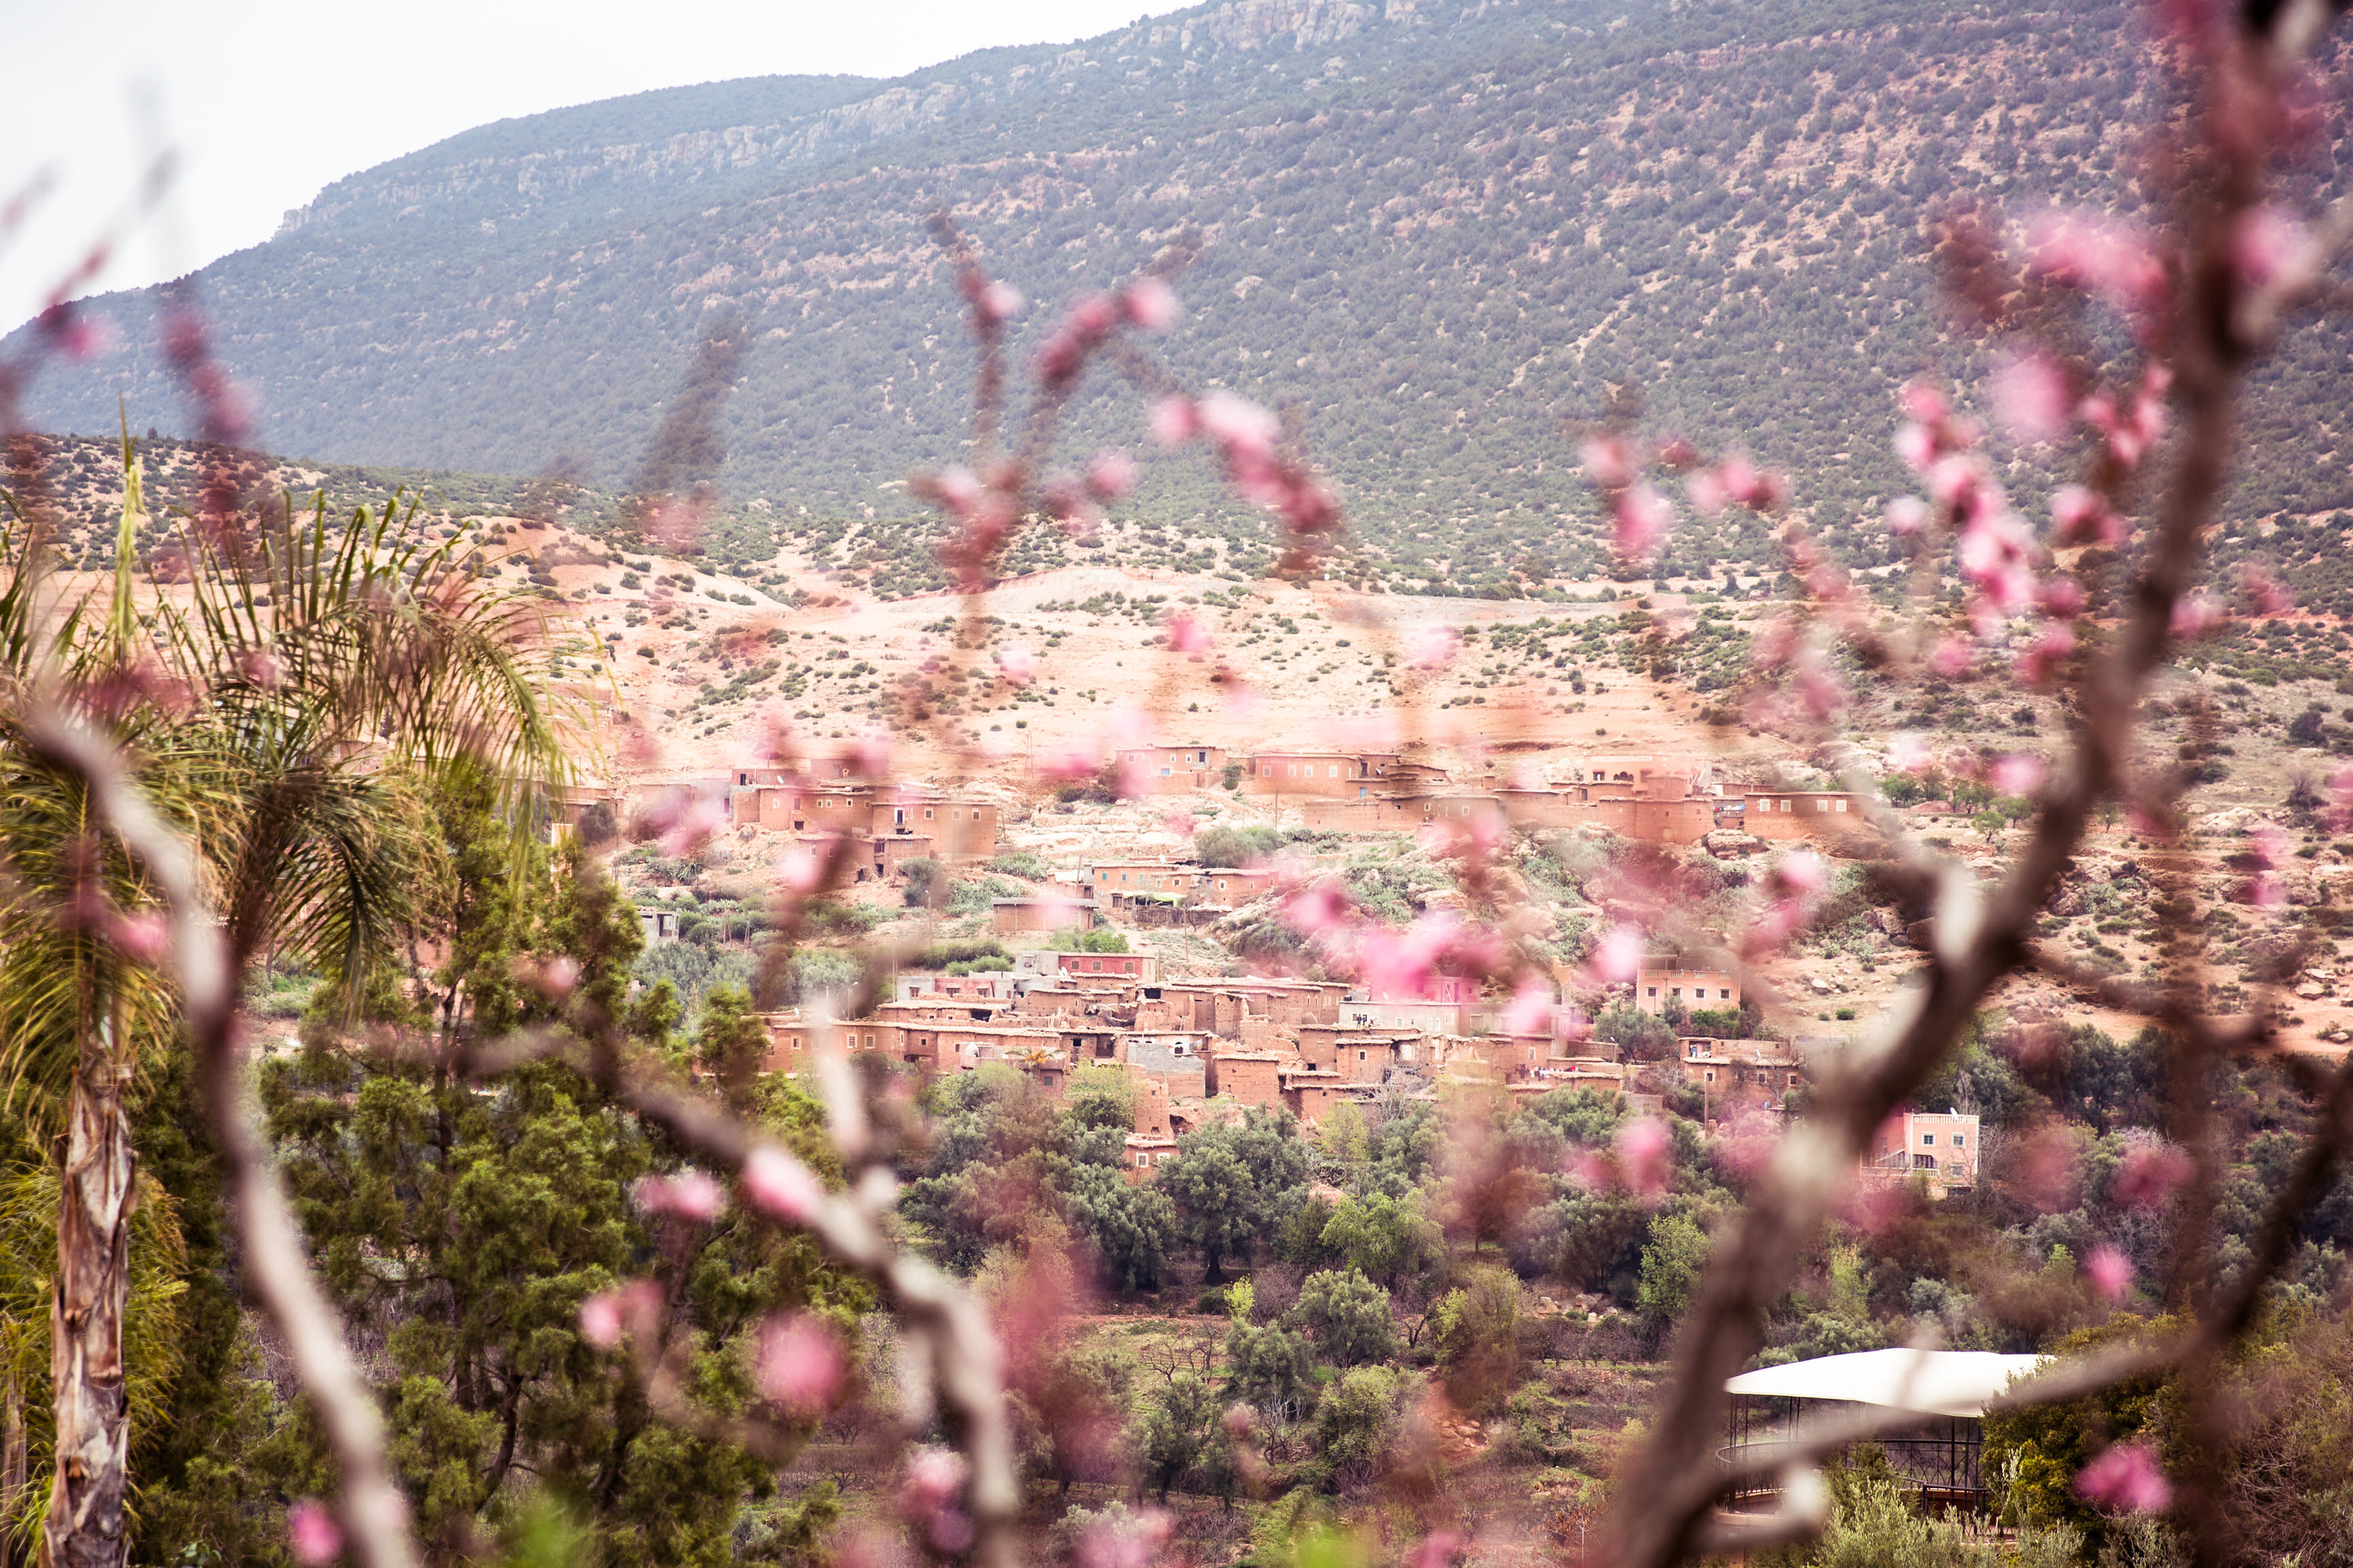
[1835,799,1848,812]
[1954,1134,1967,1146]
[925,809,934,820]
[1646,987,1658,998]
[1670,987,1682,998]
[1921,1133,1936,1145]
[1136,1153,1149,1167]
[1329,765,1339,778]
[1704,1070,1716,1083]
[1789,1073,1801,1086]
[1720,988,1733,999]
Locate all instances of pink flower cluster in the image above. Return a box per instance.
[1579,432,1783,564]
[1742,851,1829,960]
[1568,1116,1676,1202]
[901,1446,974,1554]
[632,1170,724,1222]
[1889,382,2091,685]
[756,1312,847,1415]
[2075,1442,2172,1514]
[577,1277,666,1350]
[1156,391,1342,567]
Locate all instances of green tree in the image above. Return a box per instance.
[1287,1269,1397,1366]
[1636,1211,1712,1326]
[691,984,768,1114]
[1134,1372,1236,1502]
[1432,1266,1522,1413]
[0,449,569,1568]
[1318,1192,1443,1287]
[1223,1321,1314,1408]
[1311,1367,1407,1489]
[1159,1109,1309,1282]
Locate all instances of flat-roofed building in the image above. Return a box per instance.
[1115,744,1228,793]
[1636,966,1742,1017]
[1869,1109,1981,1187]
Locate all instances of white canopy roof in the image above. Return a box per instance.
[1724,1349,2047,1419]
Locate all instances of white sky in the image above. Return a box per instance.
[0,0,1193,335]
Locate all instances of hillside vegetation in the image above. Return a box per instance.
[14,0,2353,601]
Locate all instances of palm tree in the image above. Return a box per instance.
[0,434,576,1567]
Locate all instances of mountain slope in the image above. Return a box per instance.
[15,0,2353,602]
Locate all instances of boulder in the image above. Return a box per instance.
[1705,829,1764,858]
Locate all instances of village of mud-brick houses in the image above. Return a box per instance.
[581,744,1977,1195]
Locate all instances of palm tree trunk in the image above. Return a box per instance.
[42,1061,134,1568]
[5,1368,27,1568]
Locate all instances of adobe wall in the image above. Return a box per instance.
[1206,1054,1283,1108]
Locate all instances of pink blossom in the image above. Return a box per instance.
[1579,433,1635,488]
[634,1171,724,1221]
[743,1146,823,1223]
[1036,744,1102,783]
[2113,1144,2192,1207]
[238,649,284,690]
[1617,1118,1673,1201]
[2170,592,2224,640]
[2086,1244,2134,1302]
[1776,850,1829,896]
[287,1499,343,1567]
[1613,482,1673,558]
[2027,211,2168,316]
[2242,566,2293,616]
[757,1312,847,1414]
[1068,291,1118,341]
[1503,977,1553,1038]
[2230,204,2316,292]
[1888,732,1931,774]
[1591,924,1646,984]
[2039,574,2085,619]
[852,733,894,780]
[933,466,982,516]
[1408,624,1460,670]
[1929,637,1975,678]
[1407,1531,1465,1568]
[2076,1442,2171,1514]
[1901,381,1950,425]
[105,909,169,963]
[1164,610,1213,655]
[1885,496,1930,535]
[1991,350,2072,444]
[578,1291,626,1349]
[1198,393,1280,461]
[902,1447,973,1553]
[1078,1510,1174,1568]
[1686,468,1728,514]
[995,644,1037,685]
[780,844,829,894]
[1149,396,1199,447]
[1086,448,1138,500]
[660,794,728,858]
[975,280,1023,325]
[1990,754,2047,797]
[2016,621,2077,685]
[2048,484,2115,544]
[536,955,580,998]
[1120,276,1179,333]
[1893,421,1937,471]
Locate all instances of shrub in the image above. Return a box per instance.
[1196,824,1282,867]
[1287,1267,1398,1366]
[1312,1366,1407,1488]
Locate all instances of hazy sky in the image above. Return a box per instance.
[1,0,1192,334]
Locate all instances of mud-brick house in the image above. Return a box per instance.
[1635,966,1742,1018]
